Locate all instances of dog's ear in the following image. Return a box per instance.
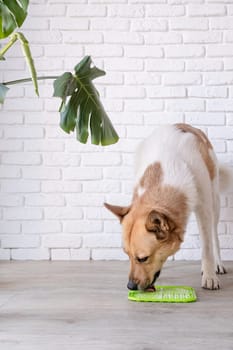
[104,203,131,223]
[146,210,176,240]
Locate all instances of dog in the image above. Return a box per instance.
[105,123,232,291]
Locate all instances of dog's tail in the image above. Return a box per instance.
[219,164,233,193]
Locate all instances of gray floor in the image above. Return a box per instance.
[0,261,232,350]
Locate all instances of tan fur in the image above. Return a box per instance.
[175,123,216,180]
[119,163,189,290]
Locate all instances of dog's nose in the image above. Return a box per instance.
[127,280,138,290]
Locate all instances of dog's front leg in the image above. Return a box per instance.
[195,207,220,290]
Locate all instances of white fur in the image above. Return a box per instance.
[135,124,231,289]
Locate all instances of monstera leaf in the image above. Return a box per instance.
[53,56,119,146]
[0,0,29,39]
[0,83,8,103]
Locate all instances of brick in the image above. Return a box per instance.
[11,248,50,260]
[86,45,123,58]
[104,31,143,44]
[24,140,64,152]
[25,31,62,44]
[211,18,233,30]
[0,222,21,234]
[144,32,182,45]
[92,248,128,260]
[3,98,43,111]
[91,18,129,31]
[63,220,103,233]
[65,194,105,207]
[22,167,61,180]
[144,112,183,125]
[125,72,160,85]
[63,167,102,180]
[131,19,167,32]
[51,249,70,260]
[186,59,223,71]
[5,125,44,139]
[146,59,184,72]
[2,152,41,165]
[207,100,233,112]
[124,46,163,58]
[29,4,66,16]
[146,5,185,16]
[44,207,83,220]
[44,45,83,58]
[163,73,202,85]
[22,221,62,234]
[67,5,107,17]
[0,140,23,151]
[23,17,49,30]
[0,112,23,124]
[211,140,226,153]
[207,45,233,57]
[0,235,40,248]
[70,249,91,261]
[221,250,233,261]
[224,31,233,43]
[188,4,226,16]
[125,99,164,112]
[219,235,233,249]
[166,99,205,112]
[107,86,145,99]
[83,180,121,193]
[0,180,40,193]
[183,32,222,44]
[208,127,233,139]
[0,166,21,179]
[41,181,82,193]
[63,31,103,44]
[0,249,10,260]
[126,126,155,139]
[165,45,205,58]
[43,153,80,167]
[205,72,233,85]
[83,234,121,248]
[188,87,227,98]
[0,194,23,207]
[4,208,43,220]
[25,194,65,207]
[108,5,144,17]
[185,113,225,125]
[170,18,208,30]
[51,18,88,30]
[104,221,121,233]
[147,86,186,98]
[42,234,82,248]
[174,249,201,260]
[104,166,134,180]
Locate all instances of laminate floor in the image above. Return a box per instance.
[0,261,232,350]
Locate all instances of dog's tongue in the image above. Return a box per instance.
[145,285,156,292]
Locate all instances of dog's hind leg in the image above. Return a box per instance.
[212,181,227,274]
[195,203,220,290]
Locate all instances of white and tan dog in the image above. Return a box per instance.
[105,124,232,291]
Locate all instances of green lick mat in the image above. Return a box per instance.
[128,285,197,303]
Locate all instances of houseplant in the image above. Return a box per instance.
[0,0,119,146]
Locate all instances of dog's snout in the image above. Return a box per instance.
[127,280,138,290]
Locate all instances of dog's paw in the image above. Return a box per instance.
[216,264,227,275]
[202,273,220,290]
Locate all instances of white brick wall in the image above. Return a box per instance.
[1,0,233,261]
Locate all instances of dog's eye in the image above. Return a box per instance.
[136,256,149,263]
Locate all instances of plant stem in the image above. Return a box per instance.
[2,76,59,86]
[0,34,18,59]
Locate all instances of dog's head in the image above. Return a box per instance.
[104,202,184,291]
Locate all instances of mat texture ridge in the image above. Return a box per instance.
[128,285,197,303]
